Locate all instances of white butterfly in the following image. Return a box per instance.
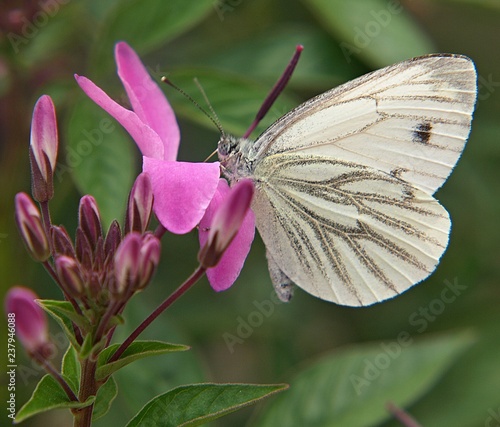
[218,54,477,307]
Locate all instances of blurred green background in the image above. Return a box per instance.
[1,0,499,426]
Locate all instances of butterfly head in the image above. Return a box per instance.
[217,134,254,183]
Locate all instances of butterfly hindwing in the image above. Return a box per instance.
[253,153,450,306]
[251,55,477,195]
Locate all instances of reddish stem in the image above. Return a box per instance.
[107,265,206,363]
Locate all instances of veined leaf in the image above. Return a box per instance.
[96,340,189,380]
[93,377,118,421]
[126,383,288,427]
[15,375,93,423]
[37,299,88,350]
[254,331,473,427]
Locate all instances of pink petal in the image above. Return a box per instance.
[116,42,180,161]
[30,95,58,176]
[199,179,256,291]
[75,74,164,159]
[143,157,220,234]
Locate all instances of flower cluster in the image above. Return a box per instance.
[7,41,256,381]
[14,94,163,353]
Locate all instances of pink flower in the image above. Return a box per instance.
[199,179,255,291]
[75,42,255,291]
[4,287,51,355]
[75,42,220,234]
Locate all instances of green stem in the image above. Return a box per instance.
[73,359,97,427]
[108,265,206,363]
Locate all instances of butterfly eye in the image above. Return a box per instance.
[218,136,237,157]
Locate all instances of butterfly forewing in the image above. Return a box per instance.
[250,55,476,195]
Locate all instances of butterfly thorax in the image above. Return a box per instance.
[217,134,255,184]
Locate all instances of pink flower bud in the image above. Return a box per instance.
[29,95,58,202]
[51,225,76,258]
[125,173,154,234]
[113,232,142,295]
[15,192,50,261]
[104,220,122,263]
[78,195,102,247]
[55,256,84,296]
[137,233,161,289]
[4,286,51,355]
[198,179,254,268]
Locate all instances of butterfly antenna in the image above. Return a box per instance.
[161,76,225,136]
[242,44,303,139]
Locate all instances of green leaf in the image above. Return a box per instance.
[93,377,118,421]
[90,0,214,75]
[15,375,94,423]
[254,331,473,427]
[125,383,288,427]
[63,97,137,229]
[37,300,88,350]
[166,67,298,139]
[96,340,190,381]
[38,299,90,330]
[200,24,360,90]
[303,0,435,68]
[61,345,81,392]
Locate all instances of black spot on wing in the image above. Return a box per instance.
[413,122,433,144]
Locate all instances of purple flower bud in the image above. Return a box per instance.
[125,173,154,234]
[198,179,254,268]
[137,233,161,289]
[29,95,58,202]
[78,195,102,247]
[55,256,84,296]
[51,225,75,258]
[4,286,52,355]
[15,192,50,262]
[113,232,142,296]
[75,227,93,271]
[104,220,122,264]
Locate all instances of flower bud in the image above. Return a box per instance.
[51,225,75,258]
[55,256,84,297]
[125,173,153,234]
[198,179,254,268]
[29,95,58,202]
[113,232,142,296]
[137,233,161,289]
[104,220,121,263]
[4,286,53,356]
[75,227,93,271]
[78,195,102,247]
[15,192,50,261]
